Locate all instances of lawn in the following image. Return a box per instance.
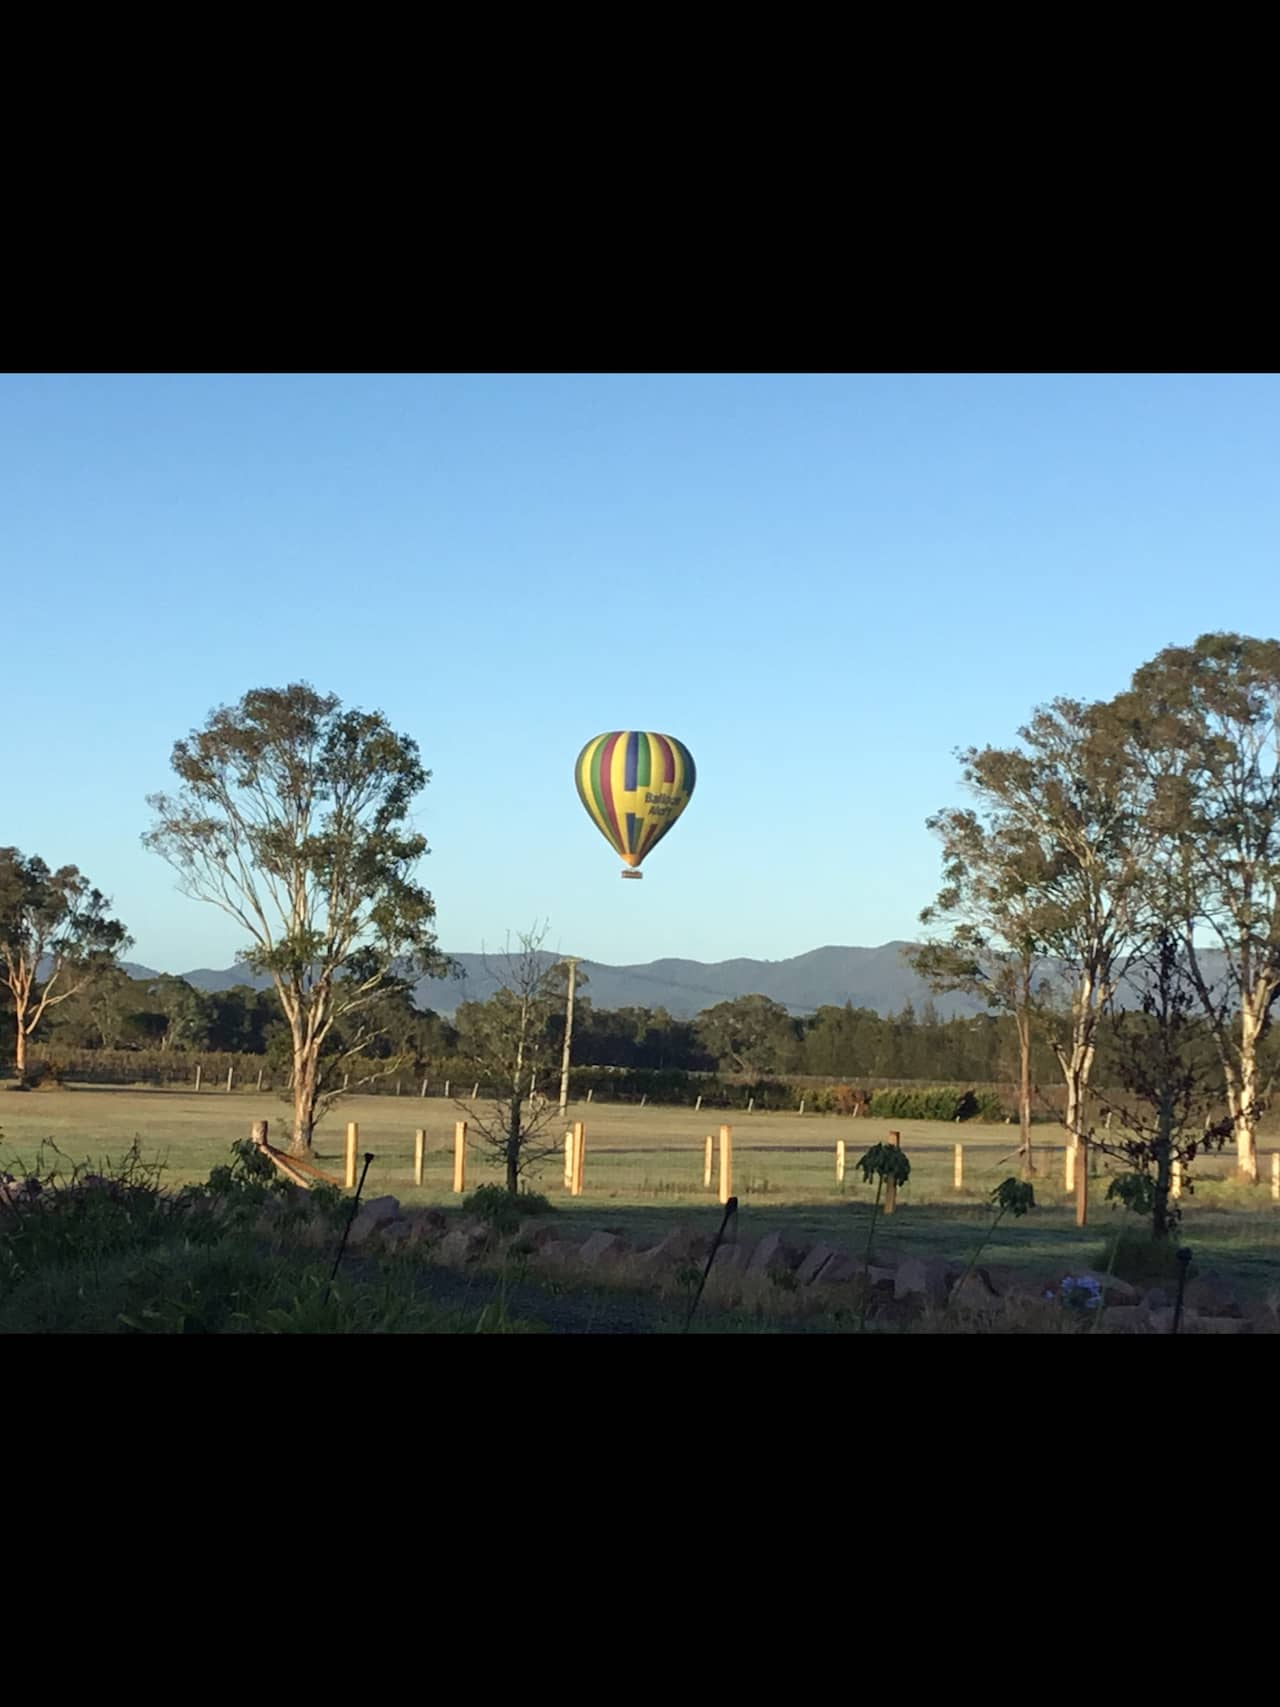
[4,1085,1279,1310]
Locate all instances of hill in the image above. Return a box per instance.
[113,944,987,1019]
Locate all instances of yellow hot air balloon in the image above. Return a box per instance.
[574,731,696,879]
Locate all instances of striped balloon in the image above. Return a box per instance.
[574,732,696,877]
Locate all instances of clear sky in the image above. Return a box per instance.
[6,372,1279,974]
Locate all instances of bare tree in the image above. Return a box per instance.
[455,925,575,1192]
[1090,926,1231,1239]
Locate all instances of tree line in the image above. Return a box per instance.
[3,635,1279,1223]
[906,632,1280,1237]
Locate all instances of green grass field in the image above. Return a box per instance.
[4,1085,1279,1308]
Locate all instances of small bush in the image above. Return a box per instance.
[1094,1228,1191,1285]
[461,1183,554,1237]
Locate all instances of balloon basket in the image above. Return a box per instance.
[620,869,644,880]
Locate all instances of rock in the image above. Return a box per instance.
[1186,1316,1248,1334]
[868,1266,897,1292]
[380,1220,415,1248]
[437,1224,490,1265]
[534,1238,584,1266]
[951,1268,1000,1309]
[710,1244,745,1272]
[347,1195,404,1246]
[895,1257,950,1307]
[358,1194,401,1226]
[1099,1305,1152,1333]
[513,1219,563,1251]
[403,1214,445,1249]
[797,1244,841,1285]
[1142,1287,1170,1312]
[579,1231,629,1267]
[1185,1280,1243,1319]
[635,1230,701,1271]
[747,1232,799,1277]
[813,1252,864,1286]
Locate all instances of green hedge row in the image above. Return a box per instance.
[22,1045,1011,1120]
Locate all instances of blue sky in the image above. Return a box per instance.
[5,372,1279,973]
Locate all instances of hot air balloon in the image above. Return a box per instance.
[574,731,696,879]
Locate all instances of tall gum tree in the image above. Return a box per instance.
[907,807,1050,1174]
[955,697,1154,1152]
[0,850,131,1078]
[1118,633,1280,1183]
[145,683,446,1154]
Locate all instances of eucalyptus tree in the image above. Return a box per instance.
[949,697,1155,1149]
[0,849,131,1079]
[908,806,1050,1173]
[1118,633,1280,1181]
[145,683,445,1154]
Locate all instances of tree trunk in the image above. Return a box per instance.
[14,1022,27,1078]
[1017,1006,1034,1175]
[1152,1137,1172,1240]
[291,1043,321,1155]
[506,1092,522,1193]
[1058,1030,1095,1155]
[1232,998,1264,1183]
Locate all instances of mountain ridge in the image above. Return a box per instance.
[110,945,987,1018]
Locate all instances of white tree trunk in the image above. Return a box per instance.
[1232,994,1265,1182]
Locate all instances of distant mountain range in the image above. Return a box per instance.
[116,945,990,1019]
[111,940,1238,1021]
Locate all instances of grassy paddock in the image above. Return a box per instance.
[3,1086,1278,1307]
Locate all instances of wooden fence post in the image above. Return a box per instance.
[444,1079,450,1098]
[1272,1151,1279,1200]
[453,1121,467,1194]
[884,1130,901,1215]
[640,1093,647,1107]
[251,1119,268,1148]
[704,1135,714,1189]
[694,1093,702,1113]
[471,1082,479,1100]
[414,1128,425,1187]
[420,1077,429,1097]
[798,1097,805,1115]
[256,1068,264,1093]
[345,1122,358,1190]
[836,1139,845,1184]
[718,1124,733,1206]
[586,1087,593,1104]
[226,1066,234,1092]
[194,1063,202,1092]
[343,1073,349,1091]
[954,1143,963,1191]
[571,1121,585,1196]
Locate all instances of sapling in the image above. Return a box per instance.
[948,1176,1034,1308]
[855,1143,911,1329]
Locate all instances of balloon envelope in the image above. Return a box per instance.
[574,732,696,874]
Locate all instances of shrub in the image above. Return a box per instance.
[867,1086,1006,1122]
[462,1182,554,1237]
[1094,1228,1192,1285]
